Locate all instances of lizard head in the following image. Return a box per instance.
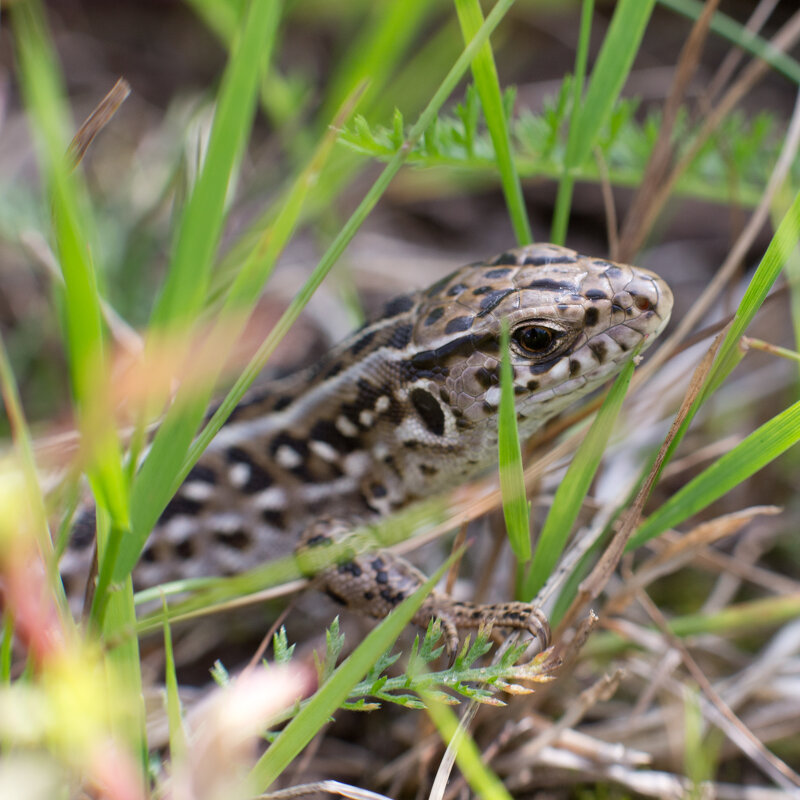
[401,243,673,445]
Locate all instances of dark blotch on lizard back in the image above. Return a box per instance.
[226,446,273,493]
[159,495,205,524]
[175,539,194,559]
[382,293,415,317]
[410,387,446,437]
[408,331,499,376]
[523,254,578,266]
[424,307,445,326]
[426,271,458,298]
[476,289,513,317]
[489,251,518,266]
[444,316,473,334]
[585,289,607,301]
[323,361,345,380]
[187,464,217,485]
[446,283,468,297]
[310,418,359,453]
[386,323,413,349]
[585,307,599,326]
[348,329,375,356]
[269,432,309,459]
[484,267,512,279]
[526,279,579,293]
[261,509,285,528]
[214,529,252,551]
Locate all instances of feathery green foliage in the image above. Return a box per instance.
[341,84,799,208]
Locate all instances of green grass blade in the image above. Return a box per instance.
[11,0,127,528]
[637,190,800,501]
[220,92,359,317]
[149,0,281,331]
[569,0,656,168]
[668,593,800,638]
[704,190,800,394]
[660,0,800,85]
[1,613,12,684]
[116,0,281,581]
[102,575,148,774]
[551,0,594,245]
[0,335,59,586]
[248,557,453,790]
[589,593,800,658]
[319,0,433,130]
[629,398,800,549]
[454,0,531,245]
[184,0,241,42]
[424,697,513,800]
[497,322,530,563]
[162,600,187,764]
[522,352,637,600]
[552,0,655,243]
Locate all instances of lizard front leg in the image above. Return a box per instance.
[297,519,551,656]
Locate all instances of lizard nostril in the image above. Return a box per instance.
[634,295,653,311]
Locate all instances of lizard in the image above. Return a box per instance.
[60,243,673,654]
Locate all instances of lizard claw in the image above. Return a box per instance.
[415,595,552,661]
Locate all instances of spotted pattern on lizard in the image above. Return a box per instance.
[61,244,673,652]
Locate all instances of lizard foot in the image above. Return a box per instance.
[413,594,551,660]
[297,522,551,660]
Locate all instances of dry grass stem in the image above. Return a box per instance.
[555,325,728,637]
[634,590,800,792]
[634,80,800,390]
[67,77,131,168]
[617,0,721,262]
[699,0,781,111]
[593,146,619,260]
[258,780,393,800]
[620,10,800,260]
[606,506,782,614]
[523,669,624,761]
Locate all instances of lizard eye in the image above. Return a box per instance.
[513,325,556,354]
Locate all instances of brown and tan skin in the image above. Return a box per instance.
[62,244,673,654]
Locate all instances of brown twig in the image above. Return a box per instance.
[634,589,800,792]
[67,77,131,168]
[554,323,728,638]
[619,9,800,261]
[617,0,721,262]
